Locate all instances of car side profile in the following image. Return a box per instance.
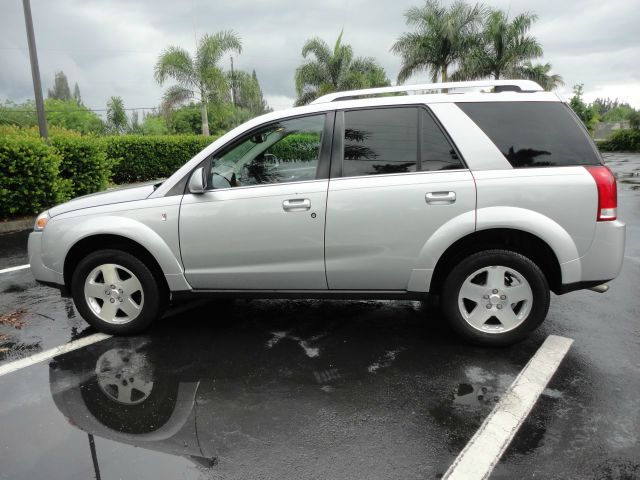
[28,80,626,346]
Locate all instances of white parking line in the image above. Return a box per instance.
[0,333,111,377]
[443,335,574,480]
[0,264,30,275]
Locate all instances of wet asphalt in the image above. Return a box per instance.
[0,153,638,480]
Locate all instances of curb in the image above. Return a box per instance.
[0,217,35,234]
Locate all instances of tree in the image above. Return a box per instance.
[391,0,485,84]
[513,62,563,91]
[47,71,72,100]
[602,105,636,122]
[455,9,542,81]
[129,110,142,134]
[44,99,104,134]
[628,111,640,130]
[155,31,242,136]
[569,84,598,133]
[231,70,271,115]
[106,96,128,134]
[73,82,82,105]
[295,30,390,105]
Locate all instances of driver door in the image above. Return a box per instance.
[179,113,333,290]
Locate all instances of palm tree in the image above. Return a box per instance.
[513,62,564,91]
[391,0,485,84]
[294,31,390,106]
[155,31,242,136]
[455,10,542,81]
[106,96,127,134]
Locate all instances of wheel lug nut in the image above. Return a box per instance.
[486,304,491,309]
[118,297,123,302]
[109,298,115,303]
[110,284,115,289]
[497,304,503,309]
[492,289,498,294]
[483,294,489,299]
[118,289,123,294]
[500,295,506,300]
[105,290,110,295]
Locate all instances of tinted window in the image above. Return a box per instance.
[210,114,324,188]
[421,109,464,171]
[343,107,462,177]
[344,108,418,176]
[457,102,601,167]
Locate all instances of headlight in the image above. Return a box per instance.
[34,211,50,231]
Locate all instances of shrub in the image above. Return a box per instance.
[0,136,71,218]
[50,136,112,196]
[105,135,215,183]
[598,129,640,152]
[269,133,322,161]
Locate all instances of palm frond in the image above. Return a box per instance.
[160,85,194,111]
[154,46,195,87]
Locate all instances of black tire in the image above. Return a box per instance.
[71,249,165,335]
[442,249,550,346]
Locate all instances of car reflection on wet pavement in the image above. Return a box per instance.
[0,153,639,479]
[46,300,532,479]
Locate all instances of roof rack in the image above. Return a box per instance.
[310,79,544,104]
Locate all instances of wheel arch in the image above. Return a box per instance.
[429,228,564,295]
[63,234,169,295]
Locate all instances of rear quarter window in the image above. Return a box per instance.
[456,102,602,168]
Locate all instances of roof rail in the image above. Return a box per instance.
[310,79,544,104]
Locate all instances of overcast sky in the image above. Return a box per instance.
[1,0,639,115]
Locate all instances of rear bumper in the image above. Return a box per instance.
[559,219,626,293]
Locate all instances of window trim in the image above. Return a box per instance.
[332,104,468,180]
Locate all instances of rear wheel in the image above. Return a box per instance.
[71,249,165,335]
[442,249,550,346]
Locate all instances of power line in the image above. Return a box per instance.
[4,107,158,113]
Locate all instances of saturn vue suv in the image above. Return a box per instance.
[28,80,626,346]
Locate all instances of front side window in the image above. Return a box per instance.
[342,107,462,177]
[209,114,325,188]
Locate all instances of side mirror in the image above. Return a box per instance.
[188,167,206,194]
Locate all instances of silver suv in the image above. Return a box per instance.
[28,80,626,345]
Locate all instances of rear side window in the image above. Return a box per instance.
[456,102,601,168]
[343,107,463,177]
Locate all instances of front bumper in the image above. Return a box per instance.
[28,231,66,289]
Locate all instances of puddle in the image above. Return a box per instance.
[453,383,500,407]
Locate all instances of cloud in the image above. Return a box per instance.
[1,0,639,111]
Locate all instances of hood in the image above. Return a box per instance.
[48,182,159,217]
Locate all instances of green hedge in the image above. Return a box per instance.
[51,136,112,196]
[105,135,215,183]
[598,129,640,152]
[0,136,71,218]
[0,130,217,219]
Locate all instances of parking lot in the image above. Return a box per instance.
[0,153,638,480]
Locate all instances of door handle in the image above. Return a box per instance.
[283,198,311,211]
[425,191,456,205]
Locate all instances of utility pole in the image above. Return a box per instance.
[22,0,48,139]
[230,56,236,107]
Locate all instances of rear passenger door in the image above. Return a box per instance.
[324,106,476,291]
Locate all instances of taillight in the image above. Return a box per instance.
[585,166,617,221]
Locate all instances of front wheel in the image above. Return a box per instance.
[442,249,550,346]
[71,249,165,335]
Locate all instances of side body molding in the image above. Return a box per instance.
[42,213,191,291]
[475,206,581,284]
[407,210,476,292]
[407,207,582,293]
